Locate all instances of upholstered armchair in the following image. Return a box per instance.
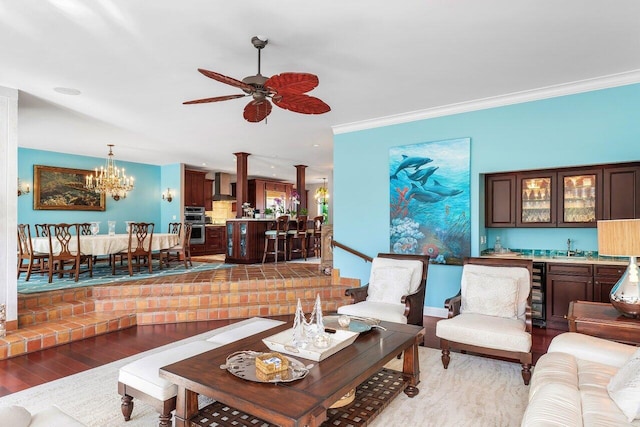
[435,257,533,384]
[337,253,429,326]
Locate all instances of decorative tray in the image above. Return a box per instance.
[262,327,359,362]
[221,350,310,383]
[323,315,381,333]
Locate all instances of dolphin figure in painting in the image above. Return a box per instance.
[390,155,433,179]
[424,179,463,197]
[407,166,439,185]
[407,183,445,203]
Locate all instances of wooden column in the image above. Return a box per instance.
[295,164,307,212]
[234,152,250,219]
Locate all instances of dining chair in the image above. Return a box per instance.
[46,223,93,283]
[156,222,183,268]
[164,222,193,268]
[34,223,49,237]
[287,215,308,261]
[111,222,155,276]
[17,224,50,281]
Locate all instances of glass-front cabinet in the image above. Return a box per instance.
[516,171,556,227]
[557,169,601,227]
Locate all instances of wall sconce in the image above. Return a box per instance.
[162,188,174,203]
[17,178,30,197]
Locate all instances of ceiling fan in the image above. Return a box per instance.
[184,36,331,123]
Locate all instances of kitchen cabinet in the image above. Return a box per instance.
[516,171,556,227]
[185,170,206,207]
[248,179,293,212]
[205,226,226,254]
[546,263,593,330]
[593,264,625,303]
[485,162,640,228]
[603,164,640,220]
[225,219,272,263]
[557,168,601,228]
[205,179,214,211]
[485,174,516,227]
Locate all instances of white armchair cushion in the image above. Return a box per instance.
[0,405,31,427]
[366,266,412,303]
[460,264,530,320]
[608,348,640,422]
[461,271,519,319]
[368,257,424,294]
[436,313,531,353]
[337,301,407,323]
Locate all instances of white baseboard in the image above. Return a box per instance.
[424,306,448,318]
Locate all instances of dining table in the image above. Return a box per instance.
[31,233,179,256]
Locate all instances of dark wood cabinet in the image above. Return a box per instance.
[185,170,206,207]
[486,162,640,228]
[225,220,272,264]
[593,264,625,303]
[205,226,226,254]
[603,164,640,220]
[546,263,593,330]
[485,174,516,227]
[516,171,556,228]
[205,179,214,211]
[248,179,293,212]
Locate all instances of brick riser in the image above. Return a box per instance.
[3,273,356,360]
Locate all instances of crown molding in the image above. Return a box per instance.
[332,70,640,135]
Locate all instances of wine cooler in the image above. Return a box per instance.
[531,262,546,327]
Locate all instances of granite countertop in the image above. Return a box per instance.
[481,253,629,266]
[226,218,277,222]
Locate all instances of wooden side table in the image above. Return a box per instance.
[567,300,640,346]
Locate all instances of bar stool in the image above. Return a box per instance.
[262,215,289,264]
[288,215,308,261]
[308,215,324,258]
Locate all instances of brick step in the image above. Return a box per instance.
[18,299,95,328]
[0,312,137,359]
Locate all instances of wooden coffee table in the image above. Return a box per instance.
[160,321,425,427]
[567,300,640,346]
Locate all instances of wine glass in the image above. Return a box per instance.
[90,221,100,235]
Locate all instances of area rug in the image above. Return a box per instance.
[0,335,528,427]
[17,262,237,294]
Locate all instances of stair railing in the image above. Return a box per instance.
[331,239,373,263]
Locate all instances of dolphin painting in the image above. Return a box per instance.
[390,155,433,179]
[406,183,445,203]
[407,166,439,185]
[424,179,463,197]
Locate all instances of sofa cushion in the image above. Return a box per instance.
[0,405,31,427]
[337,300,407,323]
[521,383,583,427]
[366,266,412,304]
[529,352,578,400]
[29,405,87,427]
[608,348,640,422]
[435,313,530,352]
[461,271,519,319]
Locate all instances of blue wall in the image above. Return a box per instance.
[18,148,176,234]
[334,83,640,311]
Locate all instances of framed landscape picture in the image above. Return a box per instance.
[33,165,105,211]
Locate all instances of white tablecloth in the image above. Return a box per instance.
[32,233,179,256]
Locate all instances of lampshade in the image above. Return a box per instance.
[597,219,640,318]
[597,219,640,256]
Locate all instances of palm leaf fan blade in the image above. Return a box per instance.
[272,93,331,115]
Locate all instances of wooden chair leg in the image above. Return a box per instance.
[521,363,532,385]
[441,340,451,369]
[121,394,134,421]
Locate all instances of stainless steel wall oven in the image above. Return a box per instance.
[184,206,205,245]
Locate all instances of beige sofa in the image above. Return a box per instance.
[522,332,640,426]
[0,405,86,427]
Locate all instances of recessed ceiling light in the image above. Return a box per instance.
[53,87,81,95]
[312,144,319,147]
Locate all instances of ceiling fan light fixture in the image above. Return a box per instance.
[251,35,268,49]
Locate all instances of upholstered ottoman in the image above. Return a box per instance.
[118,317,284,427]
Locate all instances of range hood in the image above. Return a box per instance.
[213,172,235,201]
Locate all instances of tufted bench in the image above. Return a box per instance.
[117,317,285,427]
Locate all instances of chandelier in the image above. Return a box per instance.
[85,144,134,201]
[315,178,329,204]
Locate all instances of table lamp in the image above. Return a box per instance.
[597,219,640,318]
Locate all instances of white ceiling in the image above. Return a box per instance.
[2,1,640,184]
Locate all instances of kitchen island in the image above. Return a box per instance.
[225,218,277,264]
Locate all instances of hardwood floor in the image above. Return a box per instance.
[0,315,563,398]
